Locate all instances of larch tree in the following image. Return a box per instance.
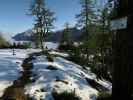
[29,0,55,52]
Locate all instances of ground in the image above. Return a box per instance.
[0,48,112,100]
[0,49,27,97]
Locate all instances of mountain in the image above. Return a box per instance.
[13,29,34,41]
[13,28,82,42]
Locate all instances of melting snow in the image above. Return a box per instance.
[25,55,99,100]
[0,49,28,97]
[44,42,59,50]
[49,51,69,57]
[0,49,111,99]
[0,49,37,97]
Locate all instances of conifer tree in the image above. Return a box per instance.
[61,22,71,45]
[76,0,94,40]
[76,0,95,60]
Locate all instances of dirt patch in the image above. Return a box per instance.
[1,86,30,100]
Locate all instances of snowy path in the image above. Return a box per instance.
[0,49,28,97]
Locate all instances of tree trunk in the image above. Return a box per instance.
[112,0,133,99]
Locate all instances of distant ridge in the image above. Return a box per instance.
[13,28,82,42]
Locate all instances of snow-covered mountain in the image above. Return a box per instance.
[13,28,82,42]
[12,29,34,41]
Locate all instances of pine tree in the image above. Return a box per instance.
[76,0,96,60]
[76,0,95,40]
[59,22,72,51]
[74,0,113,81]
[61,22,71,45]
[97,1,113,80]
[29,0,55,52]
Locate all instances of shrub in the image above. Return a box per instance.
[22,57,33,71]
[46,54,54,62]
[22,62,33,70]
[97,92,111,100]
[52,91,81,100]
[58,43,74,51]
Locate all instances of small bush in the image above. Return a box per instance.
[52,91,81,100]
[97,92,111,100]
[23,56,33,63]
[22,62,33,70]
[46,54,54,62]
[22,57,33,71]
[58,43,75,51]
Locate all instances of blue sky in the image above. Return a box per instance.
[0,0,106,35]
[0,0,81,35]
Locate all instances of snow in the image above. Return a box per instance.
[0,49,112,99]
[97,80,112,92]
[44,42,59,50]
[0,49,37,97]
[50,51,69,57]
[25,55,98,100]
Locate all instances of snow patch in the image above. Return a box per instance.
[25,55,98,100]
[0,49,35,97]
[44,42,59,50]
[50,51,69,57]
